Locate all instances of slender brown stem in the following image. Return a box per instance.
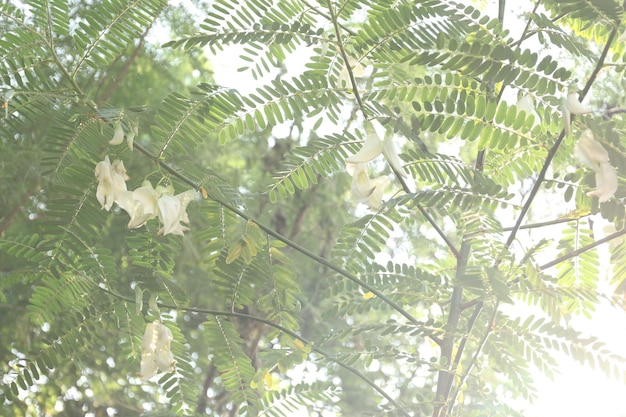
[432,241,470,417]
[326,0,366,115]
[540,227,626,270]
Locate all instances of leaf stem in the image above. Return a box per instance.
[326,0,366,116]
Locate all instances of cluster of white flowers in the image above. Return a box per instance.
[517,86,618,203]
[345,120,405,209]
[139,320,175,380]
[95,155,197,236]
[574,129,618,203]
[560,86,618,202]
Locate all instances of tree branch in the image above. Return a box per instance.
[504,25,619,250]
[447,302,498,411]
[540,227,626,270]
[326,0,366,115]
[96,23,153,103]
[432,240,470,417]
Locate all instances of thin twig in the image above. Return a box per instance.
[432,240,470,417]
[326,0,366,115]
[540,227,626,270]
[415,204,460,259]
[298,0,357,37]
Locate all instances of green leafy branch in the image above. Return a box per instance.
[132,142,422,328]
[91,280,411,416]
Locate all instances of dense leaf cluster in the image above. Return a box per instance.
[2,0,626,416]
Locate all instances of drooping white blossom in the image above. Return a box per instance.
[109,121,125,145]
[346,120,406,179]
[347,162,390,209]
[116,182,159,229]
[157,189,197,236]
[94,156,129,211]
[574,129,618,203]
[561,85,593,136]
[345,131,383,164]
[139,320,175,381]
[382,134,406,178]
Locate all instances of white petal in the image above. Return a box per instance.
[587,161,618,203]
[95,156,116,210]
[575,129,609,166]
[348,163,374,200]
[155,324,175,372]
[345,132,383,163]
[574,130,618,202]
[158,194,182,236]
[155,347,175,373]
[382,135,406,178]
[366,176,390,209]
[141,321,160,352]
[139,351,158,381]
[561,100,571,136]
[175,190,197,224]
[112,159,130,181]
[109,122,125,145]
[133,186,159,217]
[565,92,592,115]
[94,156,113,181]
[116,190,137,214]
[139,321,175,380]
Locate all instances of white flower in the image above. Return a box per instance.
[347,163,390,209]
[515,94,540,129]
[345,131,383,164]
[346,120,405,178]
[561,85,592,136]
[157,189,197,236]
[109,121,125,145]
[139,320,175,381]
[116,183,159,229]
[574,129,618,203]
[95,156,128,211]
[109,119,138,150]
[382,134,406,178]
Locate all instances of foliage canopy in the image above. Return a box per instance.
[2,0,626,416]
